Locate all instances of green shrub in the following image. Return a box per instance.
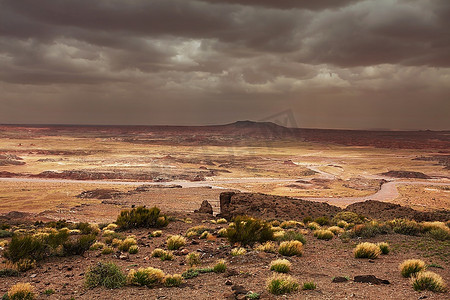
[270,259,291,273]
[181,268,199,279]
[388,219,423,236]
[126,267,165,287]
[116,206,169,230]
[63,234,96,255]
[226,216,274,246]
[186,252,201,267]
[332,211,363,224]
[151,248,173,261]
[6,235,46,263]
[245,292,260,299]
[85,262,126,289]
[6,283,35,300]
[0,268,20,278]
[231,247,246,256]
[377,242,390,254]
[306,222,320,230]
[313,229,334,240]
[314,217,330,226]
[399,259,426,278]
[302,281,317,290]
[101,247,114,255]
[128,245,139,254]
[428,228,450,241]
[275,230,306,244]
[213,260,227,273]
[164,274,183,287]
[350,222,390,238]
[186,226,209,237]
[267,274,299,295]
[167,235,186,250]
[411,271,446,292]
[43,289,55,295]
[0,230,12,238]
[75,222,99,235]
[278,241,303,257]
[255,241,277,253]
[15,259,36,272]
[150,230,162,237]
[354,242,381,259]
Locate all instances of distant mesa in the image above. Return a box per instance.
[380,170,430,179]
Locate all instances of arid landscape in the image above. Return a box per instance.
[0,123,449,299]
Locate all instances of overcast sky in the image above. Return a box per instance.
[0,0,449,129]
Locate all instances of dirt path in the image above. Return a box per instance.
[303,180,450,207]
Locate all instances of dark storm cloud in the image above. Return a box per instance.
[0,0,449,129]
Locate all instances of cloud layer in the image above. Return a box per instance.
[0,0,449,129]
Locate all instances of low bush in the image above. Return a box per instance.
[117,237,137,252]
[399,259,426,278]
[15,258,36,272]
[337,220,349,228]
[313,229,334,240]
[428,228,450,241]
[217,228,228,237]
[164,274,183,287]
[181,268,199,279]
[0,268,20,278]
[314,216,330,226]
[116,206,168,230]
[328,226,344,235]
[377,242,390,255]
[306,222,320,230]
[90,242,105,251]
[350,222,391,238]
[332,211,363,224]
[6,235,46,262]
[213,260,227,273]
[411,271,446,292]
[226,216,274,246]
[280,220,300,229]
[62,234,96,256]
[6,283,35,300]
[354,242,381,259]
[128,245,139,254]
[186,252,201,267]
[85,261,126,289]
[231,247,246,256]
[216,218,227,224]
[150,230,162,237]
[275,230,306,244]
[302,281,317,290]
[278,241,303,257]
[186,226,209,237]
[270,259,291,273]
[101,247,114,255]
[127,267,165,287]
[267,274,299,295]
[388,219,423,236]
[151,248,173,261]
[167,235,186,250]
[0,230,12,238]
[255,241,277,253]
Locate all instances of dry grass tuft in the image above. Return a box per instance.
[399,259,426,278]
[7,282,35,300]
[167,235,186,250]
[411,271,446,292]
[270,259,291,273]
[278,241,303,257]
[354,242,381,259]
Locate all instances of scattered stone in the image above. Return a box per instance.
[225,280,232,285]
[354,275,390,285]
[194,200,213,214]
[231,284,247,295]
[332,276,348,283]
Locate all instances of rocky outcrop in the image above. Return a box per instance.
[380,170,430,179]
[218,192,342,220]
[194,200,213,214]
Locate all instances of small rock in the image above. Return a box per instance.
[30,274,37,278]
[225,280,233,285]
[332,276,348,283]
[354,275,390,285]
[194,200,213,214]
[119,254,129,260]
[231,284,247,295]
